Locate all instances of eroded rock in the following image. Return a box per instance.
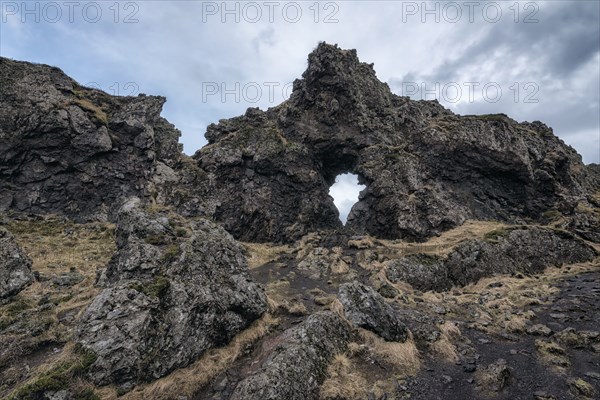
[385,227,597,291]
[0,58,182,221]
[230,312,352,400]
[76,199,267,386]
[338,281,408,342]
[191,43,598,243]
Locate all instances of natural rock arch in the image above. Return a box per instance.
[193,43,591,243]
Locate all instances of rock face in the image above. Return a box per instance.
[76,199,267,386]
[385,227,598,291]
[0,57,182,221]
[2,45,599,244]
[338,281,408,342]
[0,226,34,299]
[230,312,352,400]
[193,42,598,243]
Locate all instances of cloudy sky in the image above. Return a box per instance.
[1,0,599,220]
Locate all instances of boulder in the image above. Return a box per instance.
[0,226,34,299]
[338,281,408,342]
[230,312,352,400]
[76,200,267,386]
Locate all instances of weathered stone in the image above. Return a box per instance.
[567,378,596,398]
[191,43,599,243]
[76,200,267,386]
[338,281,408,342]
[230,312,352,400]
[478,359,511,392]
[526,324,553,336]
[0,226,34,299]
[385,227,597,291]
[0,58,183,221]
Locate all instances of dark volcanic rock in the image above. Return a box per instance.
[2,45,599,244]
[0,57,182,221]
[478,359,511,393]
[385,227,597,291]
[230,311,352,400]
[0,226,34,299]
[338,281,408,342]
[192,42,597,243]
[76,198,267,386]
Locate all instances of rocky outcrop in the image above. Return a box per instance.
[2,45,598,244]
[76,199,267,387]
[230,312,352,400]
[0,226,34,299]
[385,227,597,291]
[338,281,408,342]
[192,42,596,243]
[0,58,182,221]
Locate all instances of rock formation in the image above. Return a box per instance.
[76,199,267,387]
[385,226,597,291]
[193,43,600,243]
[0,57,182,221]
[2,44,599,244]
[230,312,352,400]
[338,281,408,342]
[1,42,599,400]
[0,226,34,299]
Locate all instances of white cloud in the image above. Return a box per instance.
[329,174,366,224]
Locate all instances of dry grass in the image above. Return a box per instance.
[503,315,529,334]
[264,280,309,316]
[6,218,115,276]
[378,220,507,257]
[358,329,421,375]
[442,260,600,335]
[431,322,461,363]
[319,354,368,400]
[242,242,290,269]
[535,339,570,372]
[98,313,280,400]
[286,302,309,316]
[347,236,376,249]
[70,98,108,126]
[1,218,115,397]
[439,321,461,339]
[5,342,98,400]
[328,298,346,318]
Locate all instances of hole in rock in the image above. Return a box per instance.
[329,173,366,225]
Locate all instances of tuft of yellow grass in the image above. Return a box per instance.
[504,315,529,333]
[328,298,346,318]
[428,321,461,363]
[319,354,368,400]
[242,242,290,269]
[358,329,421,376]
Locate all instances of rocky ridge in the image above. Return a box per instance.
[192,44,600,243]
[0,57,182,221]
